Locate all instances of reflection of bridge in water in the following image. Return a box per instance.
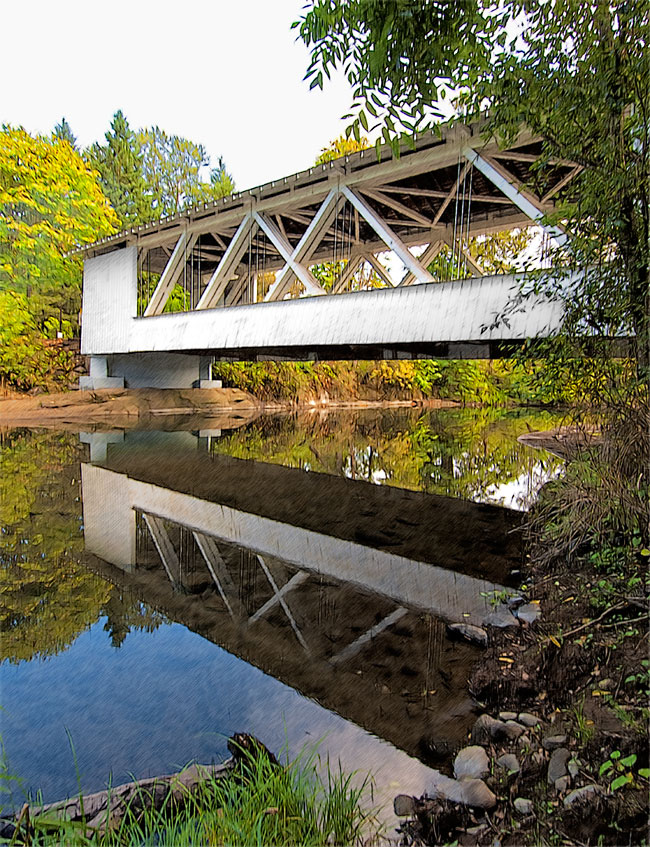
[81,431,521,764]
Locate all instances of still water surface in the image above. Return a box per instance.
[1,407,563,815]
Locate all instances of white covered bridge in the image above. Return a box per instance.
[78,119,580,389]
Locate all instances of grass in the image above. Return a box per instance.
[2,741,379,846]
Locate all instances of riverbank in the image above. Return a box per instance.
[394,423,649,845]
[0,387,460,430]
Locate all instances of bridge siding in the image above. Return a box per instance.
[81,247,565,360]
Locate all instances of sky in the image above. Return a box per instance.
[2,0,356,191]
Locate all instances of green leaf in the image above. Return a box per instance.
[638,768,650,779]
[611,774,632,791]
[599,760,613,776]
[620,755,637,768]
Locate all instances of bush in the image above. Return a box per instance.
[0,290,76,392]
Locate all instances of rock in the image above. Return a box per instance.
[515,603,541,625]
[542,734,567,750]
[599,678,614,690]
[568,758,580,778]
[547,748,570,784]
[518,712,541,727]
[499,711,518,721]
[447,623,488,647]
[517,733,531,748]
[454,746,489,780]
[514,797,534,815]
[393,794,416,817]
[483,608,520,628]
[507,595,526,609]
[471,714,504,744]
[458,778,497,809]
[503,720,525,740]
[555,776,570,793]
[496,753,520,773]
[563,785,604,807]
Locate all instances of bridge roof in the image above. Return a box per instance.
[79,118,580,261]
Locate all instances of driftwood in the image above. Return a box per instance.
[1,760,233,839]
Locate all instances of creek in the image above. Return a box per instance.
[0,406,564,816]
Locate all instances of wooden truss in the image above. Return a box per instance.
[83,121,580,317]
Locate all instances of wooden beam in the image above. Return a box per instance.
[196,214,256,310]
[432,161,472,226]
[255,211,327,299]
[399,241,444,286]
[378,185,513,205]
[341,186,434,284]
[331,252,364,294]
[330,608,408,665]
[144,231,197,316]
[251,556,310,653]
[361,188,432,226]
[143,514,180,585]
[463,147,567,247]
[541,165,583,203]
[193,531,240,618]
[364,252,395,287]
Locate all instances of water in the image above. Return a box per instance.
[0,407,563,817]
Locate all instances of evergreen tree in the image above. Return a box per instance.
[53,117,77,149]
[87,110,152,228]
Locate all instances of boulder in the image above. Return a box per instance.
[542,734,568,750]
[563,785,604,808]
[548,748,571,784]
[499,711,518,721]
[454,746,489,780]
[393,794,416,817]
[496,753,520,773]
[471,714,504,744]
[514,797,534,815]
[458,778,497,809]
[447,623,488,648]
[515,603,541,625]
[483,608,520,628]
[518,712,541,727]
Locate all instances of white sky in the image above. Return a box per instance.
[2,0,356,191]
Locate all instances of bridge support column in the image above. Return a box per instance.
[82,352,221,390]
[80,355,125,390]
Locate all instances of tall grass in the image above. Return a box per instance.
[3,742,379,846]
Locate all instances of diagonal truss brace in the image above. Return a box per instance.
[144,231,198,316]
[331,252,364,294]
[264,189,339,302]
[254,212,326,299]
[197,214,257,309]
[193,531,240,618]
[399,241,445,286]
[143,513,181,586]
[463,147,567,247]
[330,607,408,665]
[341,186,434,284]
[364,253,395,287]
[249,556,310,653]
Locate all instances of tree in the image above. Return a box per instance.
[87,110,152,228]
[0,126,119,327]
[53,117,77,149]
[139,126,235,219]
[314,133,370,164]
[296,1,650,377]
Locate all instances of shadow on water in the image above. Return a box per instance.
[0,408,564,810]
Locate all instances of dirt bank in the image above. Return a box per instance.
[0,388,459,430]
